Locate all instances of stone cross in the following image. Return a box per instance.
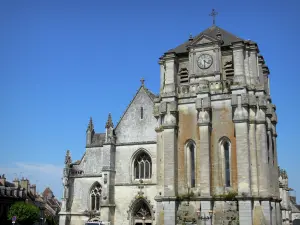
[209,9,218,25]
[140,78,145,86]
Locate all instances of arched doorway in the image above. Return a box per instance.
[132,199,153,225]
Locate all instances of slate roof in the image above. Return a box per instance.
[167,25,244,54]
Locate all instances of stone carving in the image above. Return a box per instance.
[159,102,167,114]
[104,174,108,184]
[177,202,197,224]
[62,168,69,200]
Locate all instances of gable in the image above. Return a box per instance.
[115,87,157,144]
[191,34,217,45]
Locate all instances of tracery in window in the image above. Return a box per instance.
[134,152,152,179]
[90,183,101,211]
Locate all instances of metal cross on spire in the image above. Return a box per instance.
[209,9,218,25]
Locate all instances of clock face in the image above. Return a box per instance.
[197,54,213,69]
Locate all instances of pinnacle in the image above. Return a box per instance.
[87,117,94,132]
[105,113,114,129]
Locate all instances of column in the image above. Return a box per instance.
[271,201,277,225]
[244,47,251,85]
[249,95,259,196]
[160,100,178,225]
[163,53,177,93]
[232,94,252,225]
[271,106,280,198]
[232,41,246,85]
[267,128,274,195]
[232,94,251,195]
[196,96,211,196]
[276,201,282,225]
[159,57,165,93]
[249,44,259,86]
[239,201,253,225]
[262,201,271,225]
[256,95,269,197]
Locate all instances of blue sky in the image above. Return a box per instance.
[0,0,299,200]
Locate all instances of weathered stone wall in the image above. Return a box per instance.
[115,87,157,144]
[177,103,199,195]
[114,144,157,184]
[211,99,237,194]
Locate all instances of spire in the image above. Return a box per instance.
[87,117,94,132]
[105,113,114,129]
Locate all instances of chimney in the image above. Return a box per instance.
[20,178,29,193]
[13,178,20,188]
[0,174,6,186]
[30,184,36,196]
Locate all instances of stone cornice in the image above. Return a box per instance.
[232,119,249,123]
[115,183,157,186]
[197,122,212,127]
[116,141,156,146]
[162,124,178,130]
[154,195,280,202]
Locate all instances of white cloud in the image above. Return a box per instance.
[0,162,63,199]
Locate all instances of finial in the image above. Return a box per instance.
[87,117,94,132]
[209,9,218,26]
[140,78,145,86]
[105,113,114,129]
[65,150,72,165]
[189,33,193,41]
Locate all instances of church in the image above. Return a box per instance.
[59,14,295,225]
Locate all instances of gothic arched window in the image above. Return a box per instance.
[220,138,231,187]
[224,141,231,187]
[134,152,152,180]
[186,140,196,188]
[90,183,101,211]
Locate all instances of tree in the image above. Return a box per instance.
[7,201,39,225]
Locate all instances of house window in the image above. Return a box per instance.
[134,152,152,179]
[186,140,196,188]
[90,183,101,211]
[224,141,231,187]
[141,107,144,119]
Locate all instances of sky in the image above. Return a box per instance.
[0,0,300,201]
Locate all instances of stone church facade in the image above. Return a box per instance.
[59,25,289,225]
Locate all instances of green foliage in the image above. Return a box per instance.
[177,190,195,201]
[212,191,238,201]
[7,201,39,225]
[46,215,58,225]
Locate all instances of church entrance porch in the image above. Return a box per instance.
[131,199,153,225]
